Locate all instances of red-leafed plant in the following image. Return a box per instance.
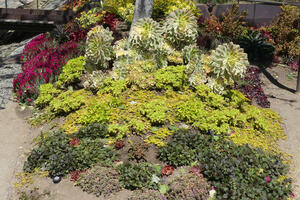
[70,169,87,182]
[70,138,81,146]
[161,165,174,176]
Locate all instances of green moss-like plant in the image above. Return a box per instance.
[56,56,86,88]
[85,26,114,70]
[35,83,61,108]
[154,65,187,90]
[49,89,91,115]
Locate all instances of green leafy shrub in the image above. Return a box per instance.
[73,123,109,139]
[56,56,86,88]
[159,129,292,200]
[154,65,187,90]
[23,130,116,177]
[153,0,200,19]
[163,9,198,50]
[269,5,300,56]
[49,89,90,115]
[76,8,103,29]
[117,163,161,190]
[128,189,166,200]
[34,83,61,108]
[102,0,135,22]
[77,165,122,197]
[85,25,114,70]
[167,172,210,200]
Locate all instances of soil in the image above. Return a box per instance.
[0,64,299,199]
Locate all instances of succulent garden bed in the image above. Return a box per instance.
[12,0,299,199]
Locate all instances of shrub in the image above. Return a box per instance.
[167,172,210,200]
[76,8,104,29]
[163,9,198,50]
[56,56,86,88]
[13,35,79,103]
[34,83,61,108]
[117,163,161,190]
[235,66,270,108]
[76,165,122,197]
[153,0,200,19]
[158,129,292,200]
[139,99,169,125]
[23,130,116,177]
[73,123,109,139]
[85,25,114,70]
[269,5,300,56]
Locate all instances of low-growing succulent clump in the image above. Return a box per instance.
[76,165,122,197]
[159,129,292,199]
[167,171,210,200]
[34,83,61,108]
[128,189,167,200]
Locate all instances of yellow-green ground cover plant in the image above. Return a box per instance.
[19,2,296,199]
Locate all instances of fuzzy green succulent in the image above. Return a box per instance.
[163,9,198,50]
[210,42,249,82]
[129,18,164,53]
[82,70,108,93]
[85,25,114,70]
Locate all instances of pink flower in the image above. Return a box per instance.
[265,176,271,182]
[27,99,31,102]
[290,193,295,197]
[211,186,215,190]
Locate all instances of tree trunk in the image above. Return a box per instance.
[131,0,154,26]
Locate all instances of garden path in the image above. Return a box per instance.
[261,66,300,198]
[0,101,29,200]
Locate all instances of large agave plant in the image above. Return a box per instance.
[129,17,164,52]
[85,25,114,70]
[210,42,249,81]
[163,9,198,50]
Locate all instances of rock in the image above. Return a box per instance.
[53,176,62,184]
[19,0,34,5]
[0,0,23,8]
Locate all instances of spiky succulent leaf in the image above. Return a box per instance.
[210,42,249,81]
[129,18,164,52]
[85,26,114,70]
[163,9,198,50]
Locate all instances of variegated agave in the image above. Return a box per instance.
[210,42,249,81]
[85,25,114,70]
[129,17,164,52]
[163,9,198,50]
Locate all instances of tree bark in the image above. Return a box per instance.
[131,0,154,26]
